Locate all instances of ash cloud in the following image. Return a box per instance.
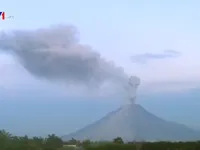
[0,24,129,89]
[131,50,181,64]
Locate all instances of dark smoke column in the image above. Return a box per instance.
[124,76,140,104]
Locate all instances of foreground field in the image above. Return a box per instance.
[0,130,200,150]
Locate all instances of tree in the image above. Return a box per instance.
[82,139,91,148]
[67,138,77,145]
[113,137,124,144]
[43,134,63,150]
[0,130,13,150]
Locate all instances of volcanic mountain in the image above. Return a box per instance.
[62,104,200,141]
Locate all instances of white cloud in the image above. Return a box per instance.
[129,51,200,92]
[140,53,200,81]
[100,48,200,93]
[131,50,181,64]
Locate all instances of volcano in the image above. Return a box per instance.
[62,104,200,141]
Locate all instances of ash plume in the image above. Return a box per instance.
[0,24,130,89]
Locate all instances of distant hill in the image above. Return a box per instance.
[62,104,200,141]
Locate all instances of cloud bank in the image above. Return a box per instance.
[0,24,130,91]
[131,50,181,64]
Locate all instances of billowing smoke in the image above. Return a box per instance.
[0,24,131,92]
[124,76,140,104]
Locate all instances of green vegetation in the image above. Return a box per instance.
[0,130,200,150]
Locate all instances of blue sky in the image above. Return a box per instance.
[0,0,200,136]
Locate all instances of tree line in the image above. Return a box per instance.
[0,130,200,150]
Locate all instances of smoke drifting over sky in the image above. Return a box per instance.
[0,24,130,90]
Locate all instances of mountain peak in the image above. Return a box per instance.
[62,104,200,141]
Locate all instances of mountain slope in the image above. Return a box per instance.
[62,104,200,141]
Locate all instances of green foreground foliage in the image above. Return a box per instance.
[0,130,200,150]
[0,130,62,150]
